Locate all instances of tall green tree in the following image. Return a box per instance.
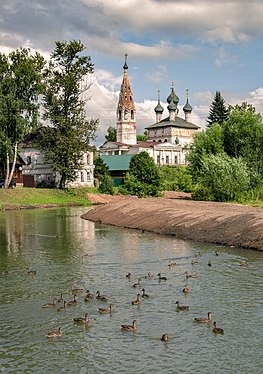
[0,48,44,187]
[122,151,162,197]
[207,91,229,127]
[105,126,116,142]
[39,40,98,189]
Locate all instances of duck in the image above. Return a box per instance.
[132,293,140,305]
[239,260,248,267]
[97,304,114,314]
[46,327,62,338]
[132,278,141,288]
[207,261,212,267]
[191,259,198,265]
[212,321,224,334]
[126,272,131,279]
[73,313,90,324]
[182,285,189,293]
[68,294,77,306]
[194,312,213,323]
[57,300,67,312]
[195,251,202,257]
[84,290,93,301]
[175,301,189,311]
[121,320,137,331]
[168,261,177,267]
[215,251,219,256]
[57,293,64,303]
[141,288,149,298]
[96,290,108,302]
[26,268,36,275]
[161,333,169,342]
[184,271,197,279]
[157,273,167,281]
[71,285,83,294]
[144,272,154,279]
[42,298,57,308]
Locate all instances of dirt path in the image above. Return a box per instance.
[82,192,263,251]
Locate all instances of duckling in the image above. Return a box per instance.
[126,272,131,279]
[207,261,212,267]
[57,300,67,312]
[84,290,93,301]
[71,285,83,294]
[46,327,62,338]
[191,259,198,265]
[144,272,154,279]
[182,285,189,293]
[195,251,202,257]
[161,333,169,342]
[194,312,213,323]
[26,268,36,275]
[57,293,64,303]
[42,298,57,308]
[157,273,167,281]
[132,278,141,288]
[141,288,149,298]
[184,271,197,279]
[168,260,177,267]
[215,251,219,256]
[132,293,140,305]
[239,260,248,267]
[68,294,77,306]
[73,313,90,324]
[96,290,108,302]
[175,301,189,311]
[97,304,114,314]
[212,321,224,334]
[121,320,137,331]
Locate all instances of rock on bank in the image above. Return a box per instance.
[82,193,263,250]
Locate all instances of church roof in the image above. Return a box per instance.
[100,154,133,171]
[145,116,200,130]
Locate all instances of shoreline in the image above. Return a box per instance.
[81,193,263,251]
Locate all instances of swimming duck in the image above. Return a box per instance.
[26,268,36,275]
[73,313,90,324]
[161,333,169,342]
[57,293,64,303]
[157,273,167,281]
[121,320,137,331]
[132,294,140,305]
[191,259,198,265]
[42,298,57,308]
[96,290,108,302]
[144,272,154,279]
[184,271,197,279]
[168,261,177,267]
[207,261,212,267]
[141,288,149,298]
[239,260,248,267]
[215,251,219,256]
[68,294,77,306]
[175,301,189,311]
[84,290,93,301]
[46,327,62,338]
[182,285,189,293]
[126,272,131,279]
[194,312,213,323]
[97,304,114,314]
[71,285,83,294]
[57,300,67,312]
[212,321,224,334]
[132,278,141,288]
[195,251,202,257]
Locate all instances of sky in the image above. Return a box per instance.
[0,0,263,145]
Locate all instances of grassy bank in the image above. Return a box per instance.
[0,187,98,211]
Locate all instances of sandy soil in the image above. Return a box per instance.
[82,192,263,251]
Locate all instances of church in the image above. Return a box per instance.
[99,55,200,167]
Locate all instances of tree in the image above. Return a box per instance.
[94,156,113,194]
[105,126,116,142]
[39,40,98,189]
[122,151,162,197]
[137,131,148,141]
[207,91,229,127]
[0,48,44,187]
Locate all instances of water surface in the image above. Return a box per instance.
[0,207,262,373]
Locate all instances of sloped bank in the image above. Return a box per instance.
[82,193,263,251]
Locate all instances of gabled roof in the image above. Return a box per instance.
[99,141,130,149]
[101,154,133,171]
[145,116,199,130]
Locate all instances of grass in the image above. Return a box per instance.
[0,187,99,211]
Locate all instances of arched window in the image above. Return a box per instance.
[124,110,128,120]
[118,110,122,120]
[131,110,134,120]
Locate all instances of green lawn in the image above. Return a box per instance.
[0,187,97,210]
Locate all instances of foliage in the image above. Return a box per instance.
[105,126,116,142]
[98,175,114,194]
[94,156,113,194]
[187,124,224,181]
[207,91,229,127]
[160,165,193,192]
[193,153,250,202]
[121,151,162,197]
[39,40,98,189]
[0,48,44,187]
[136,131,148,142]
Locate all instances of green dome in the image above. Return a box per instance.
[183,99,192,113]
[167,99,177,111]
[154,102,164,113]
[167,87,179,105]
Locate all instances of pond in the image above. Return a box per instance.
[0,207,262,373]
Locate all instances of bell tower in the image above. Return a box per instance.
[116,54,136,145]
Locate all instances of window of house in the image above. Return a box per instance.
[86,154,90,165]
[166,155,169,164]
[81,172,84,182]
[27,156,31,165]
[87,171,91,180]
[174,155,178,164]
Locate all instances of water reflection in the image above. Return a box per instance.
[0,207,263,373]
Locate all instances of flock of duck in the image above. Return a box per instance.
[32,248,248,341]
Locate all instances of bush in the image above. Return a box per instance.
[160,165,193,192]
[98,175,114,195]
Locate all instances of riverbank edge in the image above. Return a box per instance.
[81,193,263,251]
